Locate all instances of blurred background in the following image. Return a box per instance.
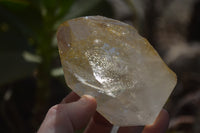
[0,0,200,133]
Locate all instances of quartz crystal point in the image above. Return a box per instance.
[57,16,177,126]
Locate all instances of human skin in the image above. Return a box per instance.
[37,92,169,133]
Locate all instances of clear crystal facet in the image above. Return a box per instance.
[57,16,177,126]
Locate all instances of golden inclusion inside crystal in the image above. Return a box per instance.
[57,16,177,126]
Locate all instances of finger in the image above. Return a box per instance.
[61,91,80,104]
[142,109,169,133]
[84,112,113,133]
[38,95,97,133]
[118,126,144,133]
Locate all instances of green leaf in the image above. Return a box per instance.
[55,0,113,28]
[0,13,37,85]
[22,51,42,63]
[0,5,34,37]
[0,0,30,10]
[55,0,75,19]
[63,0,102,19]
[51,67,64,77]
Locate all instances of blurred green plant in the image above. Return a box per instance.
[0,0,113,132]
[0,0,113,84]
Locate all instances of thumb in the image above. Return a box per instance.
[38,95,97,133]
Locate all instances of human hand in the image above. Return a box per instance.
[37,92,169,133]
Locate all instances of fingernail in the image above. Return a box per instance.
[79,95,96,104]
[82,95,95,100]
[80,95,97,108]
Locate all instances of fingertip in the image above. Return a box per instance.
[61,91,80,103]
[62,95,97,129]
[38,94,97,133]
[84,112,113,133]
[82,95,96,102]
[142,109,169,133]
[155,109,169,125]
[80,95,97,109]
[162,109,169,119]
[160,109,169,122]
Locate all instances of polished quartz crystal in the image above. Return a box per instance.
[57,16,177,126]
